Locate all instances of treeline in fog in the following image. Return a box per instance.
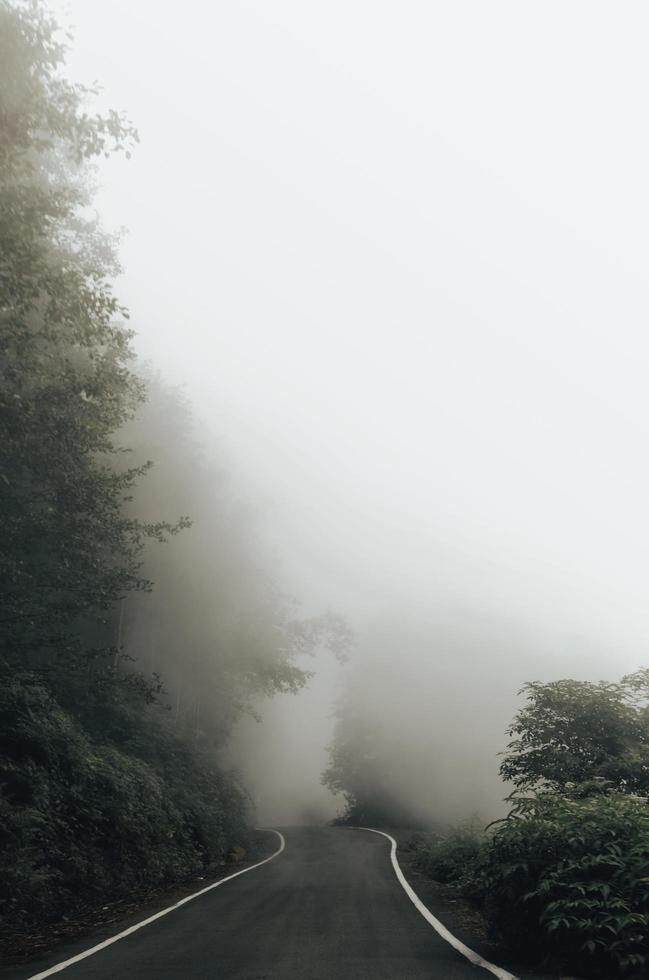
[0,0,348,932]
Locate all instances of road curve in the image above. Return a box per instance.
[11,827,502,979]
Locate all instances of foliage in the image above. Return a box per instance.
[116,373,354,741]
[0,671,247,929]
[398,671,649,977]
[500,672,649,794]
[482,785,649,976]
[407,820,488,897]
[323,711,418,827]
[0,0,186,674]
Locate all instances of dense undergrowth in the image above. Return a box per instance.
[408,788,649,977]
[0,673,248,930]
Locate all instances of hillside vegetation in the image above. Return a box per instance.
[0,0,349,932]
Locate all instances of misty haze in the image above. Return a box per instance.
[2,2,649,979]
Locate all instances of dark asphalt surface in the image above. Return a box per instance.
[10,827,500,980]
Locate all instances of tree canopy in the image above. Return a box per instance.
[499,671,649,794]
[0,0,187,678]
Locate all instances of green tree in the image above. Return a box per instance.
[113,372,353,742]
[0,0,185,678]
[500,671,649,794]
[322,710,417,826]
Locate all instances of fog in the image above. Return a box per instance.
[53,0,649,825]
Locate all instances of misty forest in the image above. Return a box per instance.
[2,3,649,979]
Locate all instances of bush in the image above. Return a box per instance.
[408,820,488,898]
[484,786,649,977]
[0,676,248,929]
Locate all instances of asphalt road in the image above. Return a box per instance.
[12,827,502,980]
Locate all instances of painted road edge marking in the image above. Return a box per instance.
[358,827,519,980]
[27,829,285,980]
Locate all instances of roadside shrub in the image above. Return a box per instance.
[484,785,649,977]
[408,819,488,898]
[0,675,248,929]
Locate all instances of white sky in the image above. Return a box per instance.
[54,0,649,672]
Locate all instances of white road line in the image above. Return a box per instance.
[27,830,285,980]
[358,827,519,980]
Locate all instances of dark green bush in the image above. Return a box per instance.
[484,786,649,976]
[408,820,488,897]
[0,675,248,929]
